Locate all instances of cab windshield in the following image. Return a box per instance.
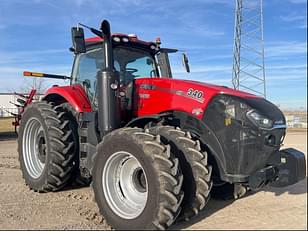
[72,45,158,98]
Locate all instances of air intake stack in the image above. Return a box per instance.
[97,20,120,137]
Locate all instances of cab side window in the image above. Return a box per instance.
[73,48,104,102]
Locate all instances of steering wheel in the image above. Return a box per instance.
[125,68,138,74]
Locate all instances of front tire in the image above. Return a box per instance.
[18,101,77,192]
[150,126,213,221]
[92,127,184,230]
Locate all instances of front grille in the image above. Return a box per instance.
[203,94,285,176]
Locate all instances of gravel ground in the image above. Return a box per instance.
[0,131,306,230]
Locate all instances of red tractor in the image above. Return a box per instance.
[17,20,306,230]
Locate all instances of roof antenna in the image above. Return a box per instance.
[78,23,102,38]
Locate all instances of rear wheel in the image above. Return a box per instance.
[91,127,184,230]
[58,102,92,187]
[150,126,213,221]
[18,101,77,192]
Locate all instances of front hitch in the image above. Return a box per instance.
[248,148,306,191]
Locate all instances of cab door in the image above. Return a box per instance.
[71,47,105,108]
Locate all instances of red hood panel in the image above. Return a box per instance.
[134,78,260,119]
[178,79,260,98]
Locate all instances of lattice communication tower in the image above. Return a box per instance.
[232,0,266,97]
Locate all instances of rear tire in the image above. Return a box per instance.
[91,127,184,230]
[150,126,213,221]
[18,101,77,192]
[58,102,92,187]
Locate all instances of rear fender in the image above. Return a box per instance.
[43,84,92,112]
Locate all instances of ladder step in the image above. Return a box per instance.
[80,143,88,153]
[79,128,88,137]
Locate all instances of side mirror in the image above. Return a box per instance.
[83,79,91,89]
[71,27,86,54]
[182,53,190,73]
[146,58,153,65]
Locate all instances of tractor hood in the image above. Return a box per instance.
[177,79,285,125]
[135,77,285,127]
[178,79,259,99]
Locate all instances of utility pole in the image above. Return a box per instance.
[232,0,266,98]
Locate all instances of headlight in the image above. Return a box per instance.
[246,110,273,129]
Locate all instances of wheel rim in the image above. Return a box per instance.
[102,151,148,219]
[22,117,46,179]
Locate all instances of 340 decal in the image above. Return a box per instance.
[187,88,205,102]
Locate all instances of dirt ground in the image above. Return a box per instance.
[0,131,306,230]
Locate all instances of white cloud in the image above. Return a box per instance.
[0,49,68,65]
[280,12,307,29]
[280,14,306,22]
[0,65,71,92]
[0,65,71,76]
[288,0,307,4]
[267,64,307,70]
[265,41,307,57]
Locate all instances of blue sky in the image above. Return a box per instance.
[0,0,307,110]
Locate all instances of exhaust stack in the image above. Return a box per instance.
[97,20,120,137]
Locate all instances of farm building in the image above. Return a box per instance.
[0,92,43,117]
[0,93,19,117]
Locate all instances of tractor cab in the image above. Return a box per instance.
[72,35,158,101]
[71,33,179,123]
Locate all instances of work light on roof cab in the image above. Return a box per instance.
[113,36,121,42]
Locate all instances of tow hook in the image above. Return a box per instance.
[234,184,248,199]
[248,166,278,191]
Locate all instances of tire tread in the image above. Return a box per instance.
[18,101,77,192]
[150,125,213,220]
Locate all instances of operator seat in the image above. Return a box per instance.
[123,71,135,111]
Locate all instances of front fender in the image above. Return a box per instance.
[126,111,229,182]
[43,84,92,112]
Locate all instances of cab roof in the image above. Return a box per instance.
[85,34,156,46]
[84,34,158,53]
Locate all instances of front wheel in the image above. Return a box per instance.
[150,126,213,220]
[91,127,184,230]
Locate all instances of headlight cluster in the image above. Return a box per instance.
[246,110,273,129]
[113,36,129,43]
